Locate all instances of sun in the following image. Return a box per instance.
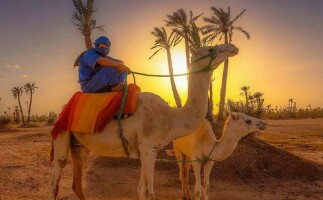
[172,52,188,91]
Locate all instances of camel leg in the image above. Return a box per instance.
[192,160,202,200]
[138,149,157,200]
[51,131,70,200]
[203,161,214,200]
[70,143,90,200]
[175,151,192,200]
[182,159,192,200]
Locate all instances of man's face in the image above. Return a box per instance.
[99,43,110,50]
[97,43,110,56]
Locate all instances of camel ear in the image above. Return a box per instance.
[190,48,199,56]
[226,109,239,120]
[231,113,240,121]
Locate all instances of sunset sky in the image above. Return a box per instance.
[0,0,322,115]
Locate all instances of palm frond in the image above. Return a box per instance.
[202,34,217,45]
[191,12,203,22]
[233,26,250,39]
[151,44,164,50]
[229,9,246,26]
[228,29,233,43]
[201,25,221,35]
[173,35,183,46]
[203,16,221,25]
[72,0,104,36]
[218,33,224,41]
[149,48,163,59]
[203,6,250,44]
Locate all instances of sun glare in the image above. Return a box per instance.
[172,52,188,91]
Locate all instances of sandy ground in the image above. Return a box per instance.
[260,118,323,165]
[0,119,322,200]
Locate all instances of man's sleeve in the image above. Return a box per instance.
[106,55,122,63]
[80,50,101,69]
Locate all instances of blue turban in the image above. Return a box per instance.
[94,36,111,55]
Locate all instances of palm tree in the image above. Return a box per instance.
[72,0,104,49]
[288,98,294,110]
[202,7,250,123]
[13,106,20,122]
[293,102,297,111]
[11,86,25,124]
[149,27,182,108]
[24,83,38,123]
[165,9,202,70]
[253,92,264,110]
[240,86,250,110]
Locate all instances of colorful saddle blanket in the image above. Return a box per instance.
[51,84,140,140]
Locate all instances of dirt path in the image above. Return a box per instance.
[0,120,322,199]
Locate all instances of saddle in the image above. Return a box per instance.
[51,84,140,140]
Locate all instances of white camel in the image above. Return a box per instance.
[173,112,267,200]
[50,43,239,200]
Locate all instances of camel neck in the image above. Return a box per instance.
[171,62,212,139]
[210,124,241,161]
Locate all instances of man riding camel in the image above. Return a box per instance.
[77,36,131,93]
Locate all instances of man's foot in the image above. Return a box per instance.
[111,82,126,92]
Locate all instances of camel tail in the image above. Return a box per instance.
[49,140,54,162]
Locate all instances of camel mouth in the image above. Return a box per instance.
[229,48,239,56]
[257,121,267,131]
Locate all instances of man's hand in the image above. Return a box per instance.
[118,64,131,74]
[97,57,131,74]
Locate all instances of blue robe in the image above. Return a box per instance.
[78,48,126,93]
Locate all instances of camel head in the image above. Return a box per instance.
[190,43,239,71]
[224,111,267,138]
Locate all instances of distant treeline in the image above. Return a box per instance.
[0,112,57,125]
[226,86,323,120]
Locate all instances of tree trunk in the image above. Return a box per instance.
[84,34,93,50]
[166,48,182,108]
[216,33,229,138]
[184,32,190,71]
[17,95,25,124]
[206,83,216,131]
[245,91,249,112]
[27,92,32,123]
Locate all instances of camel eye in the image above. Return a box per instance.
[245,119,252,124]
[208,48,214,53]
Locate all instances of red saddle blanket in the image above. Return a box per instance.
[51,84,140,140]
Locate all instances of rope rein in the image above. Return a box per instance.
[117,45,219,162]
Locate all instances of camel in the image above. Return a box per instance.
[173,112,267,200]
[50,43,239,200]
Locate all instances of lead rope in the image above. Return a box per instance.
[117,45,218,159]
[117,76,130,157]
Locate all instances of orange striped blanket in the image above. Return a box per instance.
[51,84,140,140]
